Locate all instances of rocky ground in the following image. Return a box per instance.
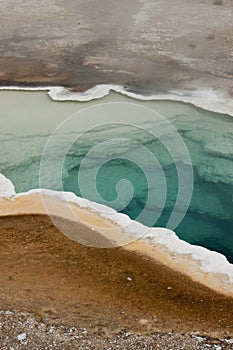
[1,310,233,350]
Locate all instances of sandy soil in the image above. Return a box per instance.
[0,214,233,340]
[0,0,232,98]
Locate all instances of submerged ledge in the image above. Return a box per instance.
[0,174,233,298]
[0,84,233,117]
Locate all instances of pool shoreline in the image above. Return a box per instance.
[0,183,233,299]
[0,84,233,117]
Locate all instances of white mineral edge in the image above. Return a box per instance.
[0,174,16,197]
[0,84,232,117]
[1,178,233,284]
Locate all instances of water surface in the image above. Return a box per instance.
[1,90,232,261]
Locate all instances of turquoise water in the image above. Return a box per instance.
[63,137,233,262]
[1,91,233,261]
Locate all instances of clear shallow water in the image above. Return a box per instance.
[1,90,233,262]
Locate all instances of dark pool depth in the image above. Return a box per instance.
[63,129,233,263]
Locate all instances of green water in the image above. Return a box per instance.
[1,90,233,262]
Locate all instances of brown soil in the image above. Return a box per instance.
[0,214,232,338]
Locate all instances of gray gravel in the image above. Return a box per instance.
[1,310,233,350]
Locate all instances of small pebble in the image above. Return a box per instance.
[17,332,27,341]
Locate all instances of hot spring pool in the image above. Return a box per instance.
[1,89,233,262]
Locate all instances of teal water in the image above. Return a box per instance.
[1,90,233,262]
[63,138,233,262]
